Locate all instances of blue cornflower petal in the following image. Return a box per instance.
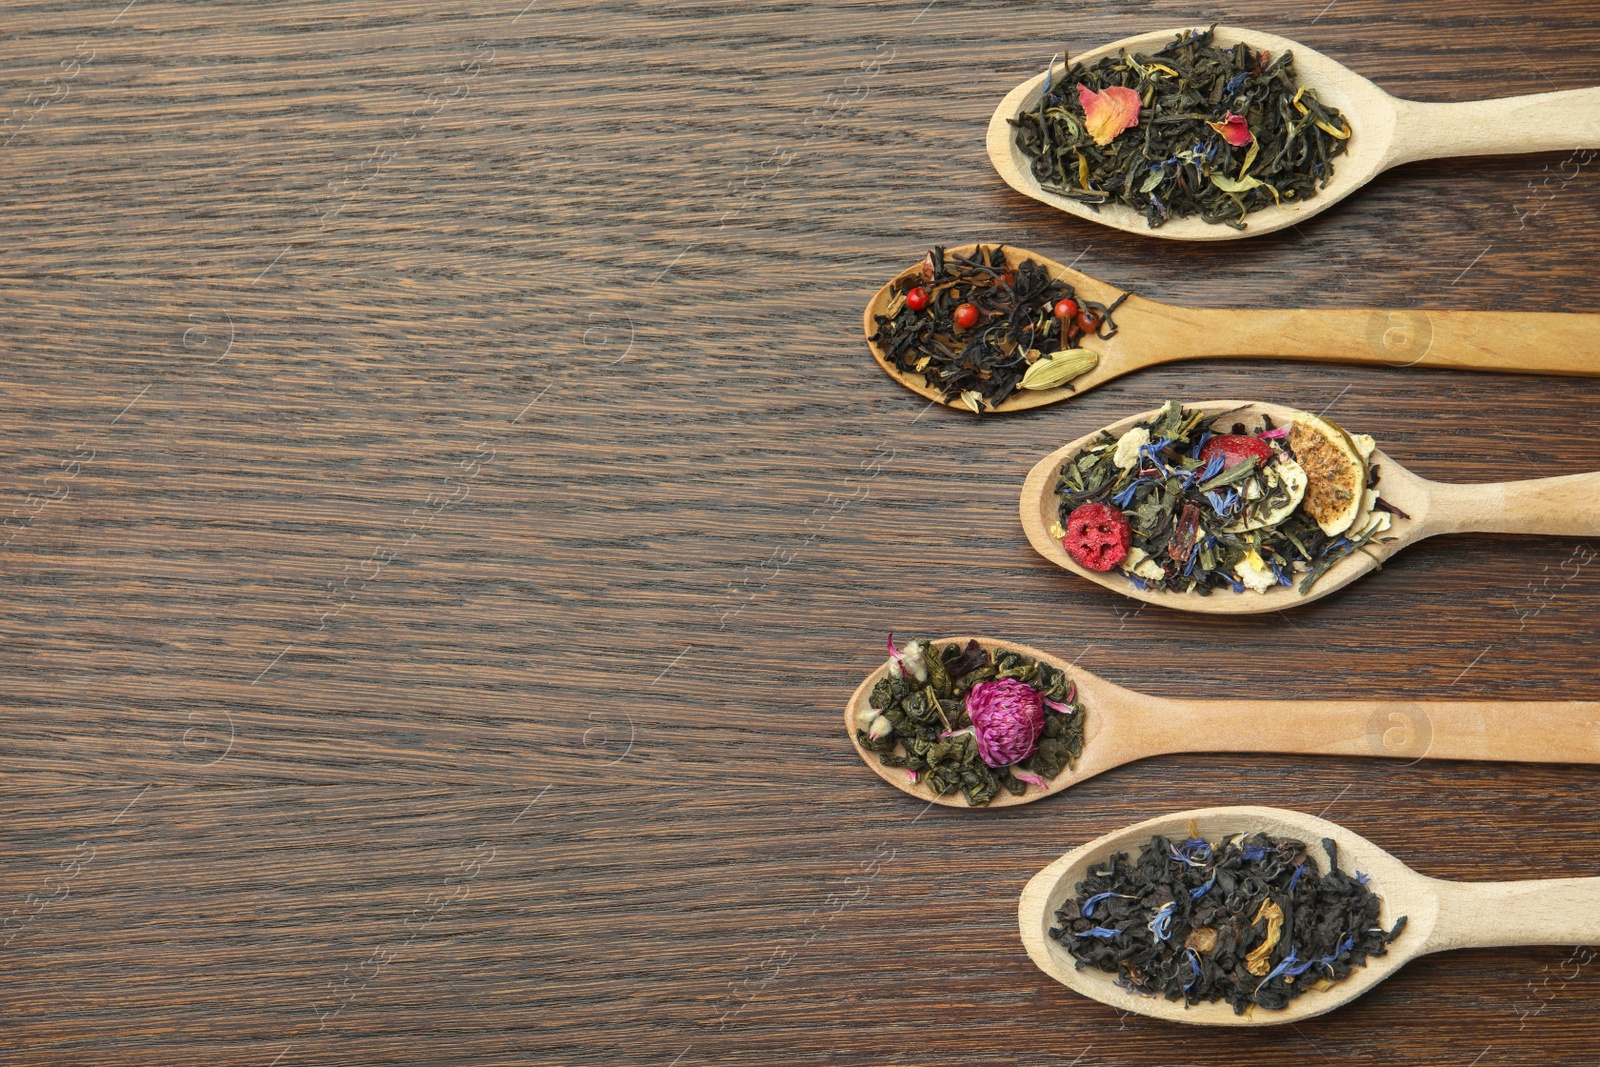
[1182,948,1203,992]
[1190,873,1216,900]
[1081,891,1133,918]
[1112,478,1147,508]
[1076,926,1120,939]
[1356,871,1370,886]
[1204,488,1238,517]
[1242,845,1268,862]
[1190,431,1212,459]
[1255,950,1301,991]
[1288,863,1307,892]
[1148,902,1176,942]
[1224,71,1248,94]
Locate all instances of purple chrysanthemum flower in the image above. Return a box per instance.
[966,678,1046,767]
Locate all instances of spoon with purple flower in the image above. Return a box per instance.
[847,636,1600,808]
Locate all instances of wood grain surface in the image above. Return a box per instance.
[3,1,1600,1064]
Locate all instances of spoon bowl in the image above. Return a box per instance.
[846,637,1600,808]
[864,246,1600,411]
[1020,400,1600,613]
[986,26,1600,240]
[1020,805,1600,1025]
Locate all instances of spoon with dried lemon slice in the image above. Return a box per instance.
[1020,399,1600,613]
[864,245,1600,413]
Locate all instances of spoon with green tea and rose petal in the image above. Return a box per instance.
[986,26,1600,241]
[1020,806,1600,1025]
[864,245,1600,413]
[845,637,1600,809]
[1020,399,1600,614]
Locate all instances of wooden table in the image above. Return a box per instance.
[3,2,1598,1063]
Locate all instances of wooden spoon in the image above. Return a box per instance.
[864,244,1600,412]
[986,25,1600,241]
[1020,805,1600,1025]
[1020,399,1600,614]
[846,637,1600,808]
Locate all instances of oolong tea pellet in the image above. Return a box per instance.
[1050,831,1406,1013]
[856,637,1085,806]
[1010,26,1353,230]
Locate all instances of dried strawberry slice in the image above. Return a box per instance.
[1063,503,1131,572]
[1199,433,1272,469]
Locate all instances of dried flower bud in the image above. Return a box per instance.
[898,640,929,684]
[855,705,880,731]
[867,715,894,742]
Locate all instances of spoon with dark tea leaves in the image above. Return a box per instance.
[1020,400,1600,614]
[864,245,1600,413]
[987,25,1600,240]
[846,637,1600,808]
[1021,806,1600,1025]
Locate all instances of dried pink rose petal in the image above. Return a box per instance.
[1208,111,1253,147]
[1076,84,1142,146]
[966,678,1046,767]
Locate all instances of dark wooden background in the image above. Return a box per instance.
[3,1,1599,1063]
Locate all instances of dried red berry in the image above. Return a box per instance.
[1053,298,1079,321]
[905,287,929,311]
[1199,434,1273,469]
[1075,307,1102,335]
[953,303,979,330]
[1063,502,1131,571]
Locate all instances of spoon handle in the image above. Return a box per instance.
[1137,696,1600,767]
[1429,877,1600,951]
[1141,304,1600,376]
[1390,89,1600,166]
[1426,473,1600,537]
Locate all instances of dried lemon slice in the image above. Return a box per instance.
[1288,413,1367,537]
[1225,452,1308,533]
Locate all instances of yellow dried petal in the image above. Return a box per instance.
[1245,898,1285,976]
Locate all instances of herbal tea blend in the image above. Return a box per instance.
[869,245,1124,412]
[1050,831,1406,1013]
[1010,26,1352,229]
[857,637,1085,806]
[1052,401,1398,595]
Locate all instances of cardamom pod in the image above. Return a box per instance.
[1020,348,1098,391]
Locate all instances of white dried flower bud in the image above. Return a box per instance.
[899,640,930,684]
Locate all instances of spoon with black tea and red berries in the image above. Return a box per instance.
[1021,805,1600,1025]
[864,245,1600,413]
[987,25,1600,241]
[1019,399,1600,614]
[846,637,1600,809]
